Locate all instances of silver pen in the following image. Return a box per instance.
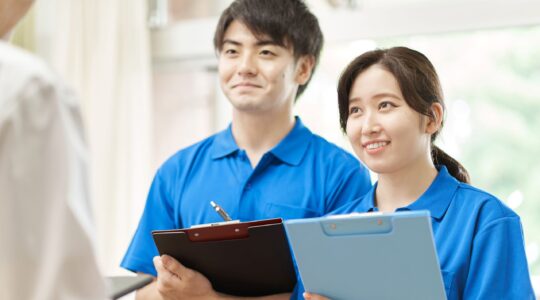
[210,201,232,221]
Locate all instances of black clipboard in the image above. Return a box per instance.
[152,218,296,297]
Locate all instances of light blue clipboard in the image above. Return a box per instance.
[284,211,447,300]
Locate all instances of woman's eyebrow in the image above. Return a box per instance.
[372,92,401,100]
[349,92,401,104]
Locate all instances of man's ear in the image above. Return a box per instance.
[426,102,444,134]
[295,55,315,85]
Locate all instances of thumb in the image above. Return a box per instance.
[161,255,189,277]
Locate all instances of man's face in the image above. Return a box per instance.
[0,0,34,38]
[218,20,310,115]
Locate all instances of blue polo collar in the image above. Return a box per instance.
[211,116,312,166]
[211,125,239,159]
[361,166,458,220]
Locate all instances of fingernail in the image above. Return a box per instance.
[161,255,170,267]
[303,292,311,299]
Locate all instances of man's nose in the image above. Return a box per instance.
[237,53,257,76]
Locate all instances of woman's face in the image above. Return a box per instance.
[345,64,435,175]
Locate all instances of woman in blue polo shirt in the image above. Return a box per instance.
[304,47,535,300]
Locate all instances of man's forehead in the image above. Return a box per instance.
[222,20,289,47]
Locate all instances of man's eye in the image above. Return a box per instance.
[224,49,237,54]
[260,50,275,56]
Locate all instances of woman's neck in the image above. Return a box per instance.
[375,159,438,212]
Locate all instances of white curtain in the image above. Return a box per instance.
[34,0,153,274]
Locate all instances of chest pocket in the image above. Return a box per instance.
[264,202,319,220]
[442,270,456,300]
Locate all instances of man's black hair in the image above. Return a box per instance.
[213,0,324,100]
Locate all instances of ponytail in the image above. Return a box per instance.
[432,146,470,184]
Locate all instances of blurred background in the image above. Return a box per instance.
[11,0,540,296]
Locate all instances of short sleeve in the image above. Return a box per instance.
[463,217,535,299]
[325,158,371,212]
[120,168,177,276]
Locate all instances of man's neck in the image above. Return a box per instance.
[231,110,295,168]
[375,157,438,212]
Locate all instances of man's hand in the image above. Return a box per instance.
[303,292,330,300]
[154,255,218,300]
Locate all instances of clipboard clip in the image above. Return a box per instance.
[153,218,283,243]
[321,215,393,236]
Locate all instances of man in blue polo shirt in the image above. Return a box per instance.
[121,0,371,299]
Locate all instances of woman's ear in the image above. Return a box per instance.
[295,55,315,85]
[426,103,444,134]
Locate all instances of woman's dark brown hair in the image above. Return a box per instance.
[337,47,470,183]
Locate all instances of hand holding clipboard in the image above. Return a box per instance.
[152,201,297,297]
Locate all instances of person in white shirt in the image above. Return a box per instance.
[0,0,106,299]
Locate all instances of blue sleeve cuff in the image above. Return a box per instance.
[120,255,157,277]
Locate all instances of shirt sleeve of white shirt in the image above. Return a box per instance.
[0,42,106,300]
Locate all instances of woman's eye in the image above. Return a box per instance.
[379,101,396,110]
[349,107,361,114]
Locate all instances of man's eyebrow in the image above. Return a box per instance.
[222,39,241,46]
[255,40,280,47]
[222,39,281,47]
